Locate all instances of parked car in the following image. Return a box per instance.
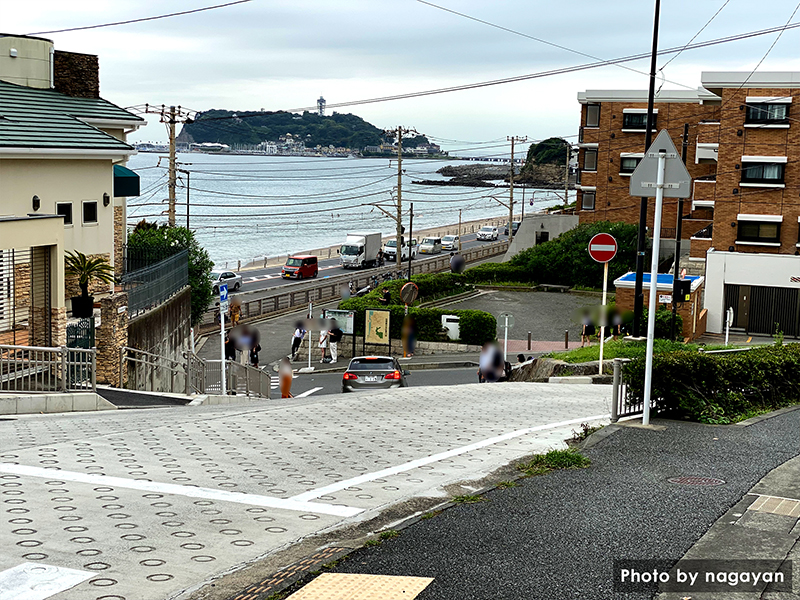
[342,356,410,392]
[282,255,318,279]
[419,237,443,255]
[504,221,522,236]
[211,270,242,294]
[441,235,460,250]
[383,238,417,262]
[477,226,499,241]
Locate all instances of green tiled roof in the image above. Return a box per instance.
[0,80,144,151]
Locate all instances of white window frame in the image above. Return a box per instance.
[56,202,73,227]
[619,153,643,176]
[583,148,598,172]
[581,190,596,211]
[82,200,98,226]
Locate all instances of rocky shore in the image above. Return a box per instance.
[411,162,574,189]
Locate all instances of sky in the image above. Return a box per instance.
[5,0,800,150]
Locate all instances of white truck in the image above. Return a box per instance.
[340,232,382,269]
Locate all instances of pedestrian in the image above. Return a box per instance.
[379,287,391,305]
[612,310,623,341]
[230,298,242,327]
[378,249,385,267]
[449,252,457,272]
[224,333,237,362]
[581,311,595,347]
[328,319,343,364]
[402,314,417,357]
[279,357,293,398]
[249,341,261,368]
[238,325,253,365]
[478,341,504,383]
[290,322,306,361]
[318,327,329,363]
[517,353,526,364]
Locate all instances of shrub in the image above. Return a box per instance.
[641,307,684,341]
[510,221,639,288]
[623,344,800,423]
[462,262,533,284]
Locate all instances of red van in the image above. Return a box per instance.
[282,255,318,279]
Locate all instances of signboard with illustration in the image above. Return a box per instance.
[365,309,390,346]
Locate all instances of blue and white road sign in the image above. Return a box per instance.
[219,283,229,313]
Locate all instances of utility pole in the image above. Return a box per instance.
[408,203,414,280]
[142,104,194,227]
[177,168,191,229]
[458,209,462,251]
[670,123,690,340]
[385,126,417,266]
[633,0,662,338]
[564,142,571,205]
[507,136,527,242]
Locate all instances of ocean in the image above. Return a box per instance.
[127,153,568,267]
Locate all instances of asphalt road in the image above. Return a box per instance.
[282,367,480,398]
[226,231,505,300]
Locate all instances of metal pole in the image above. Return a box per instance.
[396,128,403,268]
[671,123,689,340]
[611,359,620,423]
[564,329,569,349]
[527,331,531,351]
[522,186,525,222]
[503,317,509,362]
[599,261,609,374]
[308,301,313,370]
[643,150,666,426]
[509,139,515,242]
[168,105,177,227]
[633,0,662,338]
[564,141,570,206]
[408,202,413,280]
[220,309,226,396]
[186,170,190,229]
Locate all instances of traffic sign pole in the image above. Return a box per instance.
[599,261,609,370]
[504,315,509,362]
[219,283,228,396]
[642,150,667,426]
[588,233,618,376]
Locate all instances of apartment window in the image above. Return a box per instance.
[740,162,785,185]
[586,104,600,127]
[622,112,656,130]
[745,103,789,124]
[581,191,596,211]
[56,202,72,225]
[83,201,98,224]
[619,156,642,174]
[737,221,780,244]
[583,149,598,171]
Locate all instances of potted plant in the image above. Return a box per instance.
[65,250,115,318]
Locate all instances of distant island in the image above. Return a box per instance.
[175,110,445,158]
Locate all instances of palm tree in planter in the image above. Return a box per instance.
[65,251,115,318]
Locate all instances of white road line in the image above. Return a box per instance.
[0,563,92,600]
[295,387,324,398]
[0,463,362,518]
[291,413,608,502]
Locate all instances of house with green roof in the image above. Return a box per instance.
[0,34,145,348]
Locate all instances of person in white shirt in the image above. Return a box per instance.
[318,328,329,363]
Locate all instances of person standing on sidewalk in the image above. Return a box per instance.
[328,319,343,364]
[318,327,329,363]
[290,323,306,361]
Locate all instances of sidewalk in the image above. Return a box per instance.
[293,407,800,599]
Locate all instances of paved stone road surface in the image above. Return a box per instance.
[0,383,609,600]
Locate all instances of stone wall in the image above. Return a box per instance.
[53,50,100,99]
[113,205,125,275]
[96,293,128,386]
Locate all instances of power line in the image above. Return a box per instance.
[658,0,731,74]
[27,0,252,35]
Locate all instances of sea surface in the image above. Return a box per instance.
[127,153,569,267]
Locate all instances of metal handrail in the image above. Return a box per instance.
[0,343,96,393]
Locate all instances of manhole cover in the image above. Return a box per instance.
[668,476,725,486]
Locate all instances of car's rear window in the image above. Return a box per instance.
[349,358,394,370]
[480,227,493,231]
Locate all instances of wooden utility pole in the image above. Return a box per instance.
[458,209,462,251]
[507,136,527,242]
[168,105,177,226]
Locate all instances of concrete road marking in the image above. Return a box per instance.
[287,573,433,599]
[0,463,362,518]
[291,413,608,502]
[295,387,324,398]
[0,563,92,600]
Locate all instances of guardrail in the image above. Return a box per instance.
[610,358,638,423]
[120,346,189,395]
[198,240,509,334]
[0,344,96,393]
[120,250,189,317]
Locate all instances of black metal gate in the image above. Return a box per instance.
[725,284,800,338]
[0,247,52,346]
[66,318,95,349]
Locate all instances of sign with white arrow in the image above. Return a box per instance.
[629,129,692,199]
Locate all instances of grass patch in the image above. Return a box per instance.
[496,480,518,488]
[378,530,399,541]
[364,539,381,547]
[570,422,603,443]
[518,448,590,477]
[421,510,441,520]
[452,494,487,504]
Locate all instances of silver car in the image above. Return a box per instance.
[342,356,410,392]
[211,270,242,294]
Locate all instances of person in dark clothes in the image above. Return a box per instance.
[328,319,343,364]
[224,333,237,362]
[380,288,391,305]
[517,353,526,364]
[249,342,261,367]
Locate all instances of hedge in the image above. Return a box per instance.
[623,344,800,423]
[462,262,533,284]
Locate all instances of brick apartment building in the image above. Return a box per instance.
[577,72,800,338]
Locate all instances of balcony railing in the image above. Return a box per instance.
[119,250,189,316]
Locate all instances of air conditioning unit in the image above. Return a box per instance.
[441,315,460,340]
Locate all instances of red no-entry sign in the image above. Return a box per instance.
[588,233,618,263]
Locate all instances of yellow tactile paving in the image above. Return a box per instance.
[748,495,800,516]
[287,573,434,599]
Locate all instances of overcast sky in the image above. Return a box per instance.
[6,0,800,148]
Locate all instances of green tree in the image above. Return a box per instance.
[524,137,570,165]
[127,221,214,325]
[510,221,640,288]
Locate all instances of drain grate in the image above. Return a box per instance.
[668,476,725,486]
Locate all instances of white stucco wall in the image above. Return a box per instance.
[0,36,53,89]
[705,250,800,333]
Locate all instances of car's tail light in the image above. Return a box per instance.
[384,370,402,380]
[343,372,358,380]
